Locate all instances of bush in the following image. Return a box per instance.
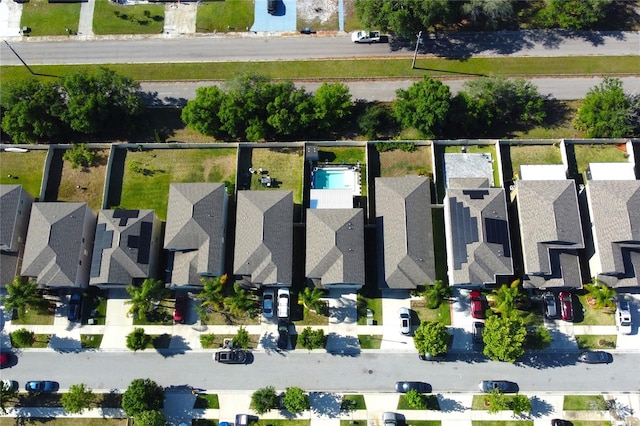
[281,387,310,413]
[299,327,324,350]
[526,326,553,350]
[405,389,427,409]
[121,378,164,418]
[200,333,216,348]
[232,326,250,349]
[251,386,278,415]
[63,144,97,169]
[11,328,35,348]
[126,328,150,351]
[374,141,415,152]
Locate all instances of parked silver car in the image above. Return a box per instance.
[399,307,411,335]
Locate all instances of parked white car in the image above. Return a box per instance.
[616,298,632,334]
[351,30,381,43]
[277,287,290,319]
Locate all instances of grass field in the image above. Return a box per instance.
[398,394,440,410]
[572,143,631,174]
[196,0,254,33]
[248,147,304,204]
[509,144,563,177]
[564,395,608,411]
[117,148,236,220]
[4,56,638,84]
[379,146,432,177]
[56,148,108,211]
[0,151,47,199]
[20,0,81,36]
[93,1,164,35]
[358,334,382,349]
[318,146,365,164]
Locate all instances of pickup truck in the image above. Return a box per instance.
[351,30,381,43]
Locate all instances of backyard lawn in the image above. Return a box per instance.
[509,144,563,177]
[56,148,108,211]
[247,147,305,204]
[118,148,236,220]
[20,0,81,36]
[196,0,253,33]
[572,143,631,174]
[379,145,432,178]
[0,150,47,199]
[93,1,164,35]
[318,146,365,164]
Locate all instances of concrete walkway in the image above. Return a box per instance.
[78,0,95,37]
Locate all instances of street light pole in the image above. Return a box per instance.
[411,30,423,69]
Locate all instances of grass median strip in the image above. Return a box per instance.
[2,56,638,84]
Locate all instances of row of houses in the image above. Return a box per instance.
[1,151,639,292]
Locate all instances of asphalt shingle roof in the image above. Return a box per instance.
[375,176,435,289]
[306,208,365,288]
[234,190,293,286]
[0,184,32,252]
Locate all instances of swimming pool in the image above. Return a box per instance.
[312,166,361,195]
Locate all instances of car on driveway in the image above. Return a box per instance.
[25,381,59,393]
[578,350,611,364]
[470,290,485,319]
[67,293,83,322]
[277,287,290,319]
[395,381,431,393]
[552,420,573,426]
[173,296,187,324]
[214,350,248,364]
[472,321,484,345]
[559,291,573,321]
[382,412,399,425]
[616,298,632,334]
[479,380,519,393]
[262,288,275,319]
[277,320,289,350]
[543,292,558,319]
[2,379,18,391]
[399,307,411,335]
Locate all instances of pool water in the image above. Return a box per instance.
[314,168,354,190]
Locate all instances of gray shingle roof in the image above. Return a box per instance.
[375,176,435,289]
[164,183,228,284]
[516,180,585,288]
[587,180,640,288]
[21,202,95,288]
[90,209,159,285]
[445,187,513,286]
[234,190,293,286]
[306,208,365,288]
[0,184,33,252]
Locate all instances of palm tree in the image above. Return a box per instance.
[224,283,257,317]
[423,280,451,309]
[491,279,523,316]
[300,287,325,313]
[584,279,616,310]
[197,275,227,312]
[1,277,43,319]
[125,278,168,321]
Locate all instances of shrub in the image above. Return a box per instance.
[232,326,249,349]
[250,386,278,415]
[405,389,427,409]
[374,141,416,152]
[299,327,324,350]
[63,144,97,169]
[200,333,216,348]
[126,328,150,351]
[281,387,310,413]
[11,328,35,348]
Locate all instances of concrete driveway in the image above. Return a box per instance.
[379,290,414,351]
[0,0,22,37]
[250,0,296,32]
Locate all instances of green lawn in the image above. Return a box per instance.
[194,393,220,409]
[117,148,237,220]
[357,293,382,325]
[564,395,608,411]
[318,146,366,164]
[248,147,304,204]
[379,145,432,177]
[341,394,367,410]
[11,303,55,325]
[196,0,254,33]
[2,420,125,426]
[10,332,51,348]
[572,143,631,174]
[577,294,615,325]
[411,298,452,326]
[358,334,382,349]
[0,151,47,199]
[80,334,103,349]
[57,148,108,212]
[472,422,533,426]
[509,144,562,177]
[398,394,440,410]
[20,0,81,36]
[575,334,617,350]
[93,1,164,35]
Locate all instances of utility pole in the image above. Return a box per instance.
[411,30,422,69]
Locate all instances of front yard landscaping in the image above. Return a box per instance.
[0,150,47,198]
[411,297,452,326]
[20,0,81,36]
[358,334,382,349]
[196,0,253,33]
[80,334,104,349]
[575,334,617,350]
[398,394,441,410]
[341,394,367,410]
[194,393,220,409]
[356,293,382,325]
[10,302,55,325]
[576,294,615,325]
[564,395,608,411]
[92,1,164,35]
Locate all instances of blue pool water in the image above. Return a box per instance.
[313,168,353,190]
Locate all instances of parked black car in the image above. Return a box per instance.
[277,320,290,350]
[478,380,519,393]
[214,350,248,364]
[67,293,83,322]
[267,0,277,14]
[578,351,612,364]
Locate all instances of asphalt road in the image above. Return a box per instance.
[4,350,638,393]
[1,30,639,66]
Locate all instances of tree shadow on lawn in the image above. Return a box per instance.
[310,392,341,418]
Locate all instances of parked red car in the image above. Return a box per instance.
[559,292,573,321]
[470,290,485,319]
[173,296,188,324]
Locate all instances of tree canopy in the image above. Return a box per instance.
[1,277,42,319]
[483,314,527,362]
[394,77,452,138]
[251,386,278,415]
[413,320,449,357]
[61,383,95,414]
[354,0,454,37]
[133,410,169,426]
[282,387,310,413]
[125,278,168,321]
[537,0,612,30]
[121,378,164,417]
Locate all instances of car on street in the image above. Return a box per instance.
[395,381,431,393]
[399,307,411,335]
[470,290,485,319]
[25,381,59,393]
[2,379,18,392]
[478,380,519,393]
[214,350,248,364]
[559,291,573,321]
[173,295,188,324]
[351,30,381,43]
[543,292,558,319]
[277,320,289,350]
[262,288,275,319]
[578,350,611,364]
[382,412,399,425]
[67,293,83,322]
[616,298,632,334]
[0,352,10,368]
[552,420,573,426]
[277,287,290,319]
[472,321,484,345]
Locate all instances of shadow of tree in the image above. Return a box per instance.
[310,392,341,418]
[437,393,466,412]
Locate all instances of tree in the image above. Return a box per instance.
[0,78,64,143]
[423,280,451,309]
[511,394,531,416]
[483,314,527,362]
[485,388,509,413]
[126,328,151,351]
[121,378,164,417]
[10,328,35,348]
[266,81,315,137]
[232,326,250,349]
[251,386,278,415]
[299,327,325,350]
[537,0,612,30]
[300,287,325,313]
[413,321,449,357]
[357,103,395,140]
[461,0,514,29]
[134,410,169,426]
[126,278,168,321]
[224,283,257,318]
[584,279,616,310]
[0,380,18,414]
[181,85,227,136]
[59,67,143,135]
[490,279,524,316]
[1,277,43,319]
[197,275,227,318]
[354,0,454,37]
[405,389,427,409]
[282,387,310,413]
[394,77,452,138]
[574,77,636,138]
[61,383,95,414]
[63,143,98,169]
[526,326,553,350]
[312,82,353,131]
